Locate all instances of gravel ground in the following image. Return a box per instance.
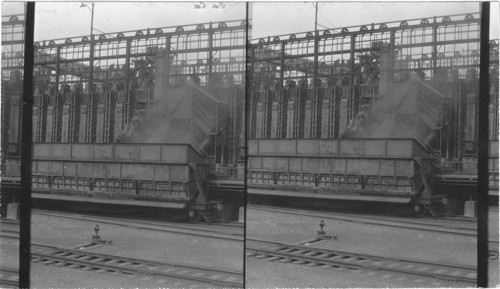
[245,257,470,288]
[31,263,164,288]
[31,214,243,288]
[247,208,477,265]
[246,207,483,288]
[488,209,499,287]
[0,237,19,269]
[489,209,499,241]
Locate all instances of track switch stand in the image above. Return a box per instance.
[91,224,112,244]
[317,220,337,240]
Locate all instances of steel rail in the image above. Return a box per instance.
[32,209,243,241]
[246,239,476,284]
[0,267,19,287]
[32,244,242,288]
[248,205,481,237]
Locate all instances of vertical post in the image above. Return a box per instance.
[313,27,320,138]
[432,16,438,79]
[125,39,131,92]
[477,2,490,287]
[89,3,95,142]
[208,22,214,90]
[248,44,255,138]
[165,35,171,93]
[90,3,94,38]
[280,43,285,90]
[20,2,35,288]
[55,46,61,96]
[349,34,356,120]
[314,2,318,32]
[389,29,396,101]
[88,48,95,142]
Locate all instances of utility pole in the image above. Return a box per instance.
[90,3,94,38]
[314,2,318,32]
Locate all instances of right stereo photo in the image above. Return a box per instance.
[245,2,499,288]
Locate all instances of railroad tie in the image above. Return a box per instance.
[161,268,176,273]
[77,256,93,261]
[175,269,190,275]
[315,253,331,259]
[449,270,463,276]
[266,256,281,261]
[386,262,401,268]
[291,260,307,265]
[41,260,55,265]
[224,276,239,282]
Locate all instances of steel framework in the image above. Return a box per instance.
[247,13,498,165]
[2,17,248,170]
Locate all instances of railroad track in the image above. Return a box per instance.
[0,219,20,240]
[0,219,19,226]
[0,267,19,288]
[248,205,499,259]
[32,210,243,242]
[246,238,476,285]
[31,244,243,288]
[249,205,479,237]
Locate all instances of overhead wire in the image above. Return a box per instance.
[82,3,113,35]
[310,2,336,30]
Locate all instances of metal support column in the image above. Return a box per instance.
[432,16,438,79]
[313,29,319,138]
[165,35,171,94]
[349,34,356,120]
[89,33,96,142]
[280,43,285,91]
[208,22,214,90]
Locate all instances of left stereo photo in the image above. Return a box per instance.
[1,2,247,288]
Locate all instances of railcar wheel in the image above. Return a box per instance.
[187,210,201,222]
[414,204,427,217]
